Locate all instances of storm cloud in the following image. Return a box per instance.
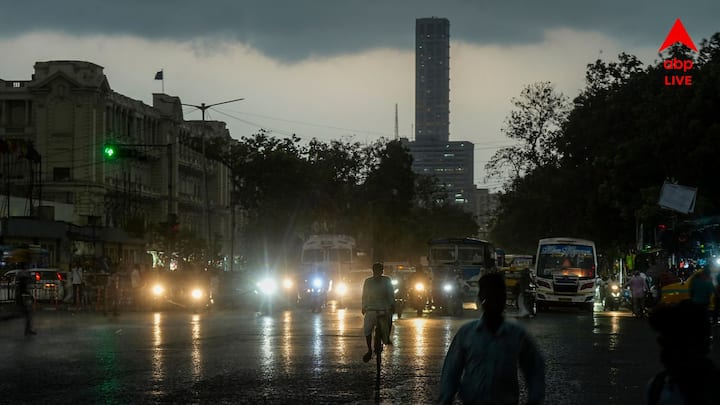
[1,0,718,62]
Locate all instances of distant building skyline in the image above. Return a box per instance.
[415,17,450,144]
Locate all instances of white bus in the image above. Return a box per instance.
[534,237,597,311]
[299,234,366,299]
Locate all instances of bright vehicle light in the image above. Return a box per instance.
[443,283,453,292]
[391,279,398,286]
[611,285,619,291]
[283,278,293,289]
[191,288,203,299]
[715,258,720,266]
[258,278,278,295]
[313,278,323,288]
[337,282,348,296]
[415,282,425,292]
[152,284,165,296]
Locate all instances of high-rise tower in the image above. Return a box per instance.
[415,17,450,144]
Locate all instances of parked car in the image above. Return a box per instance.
[1,268,66,303]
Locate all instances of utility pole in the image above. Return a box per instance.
[394,103,399,140]
[181,98,244,258]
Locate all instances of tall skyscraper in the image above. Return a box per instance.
[407,18,476,219]
[415,17,450,144]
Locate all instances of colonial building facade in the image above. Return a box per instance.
[0,60,233,266]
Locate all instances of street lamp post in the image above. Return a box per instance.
[181,98,244,267]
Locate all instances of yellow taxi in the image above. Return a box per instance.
[660,269,716,309]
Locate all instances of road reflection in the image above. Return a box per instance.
[261,315,275,377]
[336,309,347,365]
[190,314,202,381]
[313,314,323,373]
[151,312,164,397]
[282,311,293,373]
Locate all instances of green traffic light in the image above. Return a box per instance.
[103,144,117,159]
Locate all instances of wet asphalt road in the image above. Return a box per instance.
[1,302,720,405]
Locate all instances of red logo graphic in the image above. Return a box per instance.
[659,18,697,52]
[660,19,697,86]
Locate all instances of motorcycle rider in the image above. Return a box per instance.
[361,262,395,363]
[409,267,431,308]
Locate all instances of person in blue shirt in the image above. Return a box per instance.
[439,272,545,405]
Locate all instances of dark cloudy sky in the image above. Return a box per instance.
[1,1,717,188]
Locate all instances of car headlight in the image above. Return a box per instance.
[391,279,398,286]
[337,282,348,296]
[313,278,323,289]
[415,282,425,292]
[191,288,203,300]
[257,278,278,295]
[152,284,165,296]
[443,283,453,292]
[282,278,293,290]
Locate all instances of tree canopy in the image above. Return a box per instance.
[203,133,478,270]
[488,34,720,255]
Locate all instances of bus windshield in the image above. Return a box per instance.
[458,247,484,264]
[536,244,595,278]
[430,247,456,263]
[302,249,324,263]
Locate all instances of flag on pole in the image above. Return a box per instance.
[154,70,163,80]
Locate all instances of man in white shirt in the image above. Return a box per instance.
[71,262,84,308]
[361,262,395,363]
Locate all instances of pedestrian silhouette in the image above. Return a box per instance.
[647,300,720,404]
[1,262,37,336]
[439,272,545,404]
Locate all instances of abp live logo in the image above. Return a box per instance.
[659,19,697,86]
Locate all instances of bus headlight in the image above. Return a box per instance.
[337,282,348,296]
[391,279,398,286]
[415,282,425,292]
[313,278,323,289]
[443,283,453,292]
[191,288,203,300]
[282,278,293,290]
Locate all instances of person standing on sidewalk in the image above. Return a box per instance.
[71,261,84,309]
[104,270,121,317]
[130,264,142,310]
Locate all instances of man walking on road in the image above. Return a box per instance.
[628,271,647,317]
[439,272,545,405]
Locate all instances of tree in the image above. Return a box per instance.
[490,35,720,253]
[485,82,570,182]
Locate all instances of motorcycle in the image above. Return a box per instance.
[602,282,622,311]
[408,280,430,316]
[438,278,464,316]
[522,282,537,317]
[298,273,328,313]
[391,278,406,318]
